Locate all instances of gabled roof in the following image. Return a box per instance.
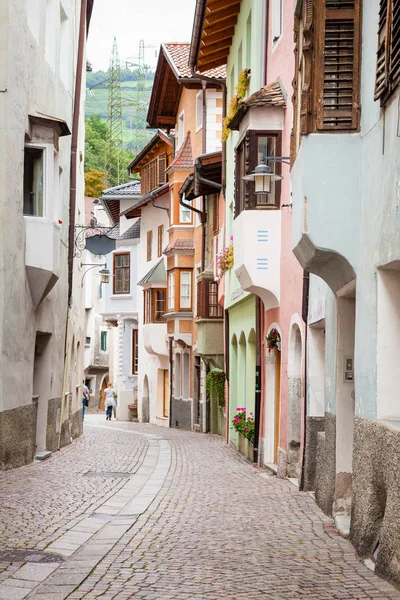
[167,132,193,172]
[102,180,141,198]
[101,180,141,225]
[229,81,287,130]
[190,0,242,73]
[121,183,170,219]
[147,43,226,129]
[106,219,141,241]
[128,130,172,173]
[137,259,167,286]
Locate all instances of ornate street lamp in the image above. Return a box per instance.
[242,157,289,195]
[81,263,111,285]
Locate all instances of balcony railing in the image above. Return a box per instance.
[197,279,223,319]
[141,152,167,195]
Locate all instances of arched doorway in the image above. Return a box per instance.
[264,326,281,467]
[142,375,149,423]
[100,375,108,412]
[287,324,302,478]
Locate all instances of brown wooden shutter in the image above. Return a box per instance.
[316,0,361,131]
[390,0,400,89]
[158,153,167,185]
[375,0,390,99]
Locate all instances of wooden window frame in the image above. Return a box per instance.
[147,230,153,262]
[168,271,175,312]
[132,329,138,375]
[113,252,130,295]
[197,279,223,319]
[179,196,192,224]
[234,130,282,217]
[157,225,164,257]
[144,288,166,323]
[179,270,192,311]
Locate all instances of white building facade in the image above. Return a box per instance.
[291,0,400,585]
[0,0,92,468]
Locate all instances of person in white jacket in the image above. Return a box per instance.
[104,382,117,421]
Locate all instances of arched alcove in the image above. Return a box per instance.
[287,324,303,477]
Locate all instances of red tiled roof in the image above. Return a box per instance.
[168,132,193,171]
[230,81,287,130]
[164,238,195,254]
[164,43,226,79]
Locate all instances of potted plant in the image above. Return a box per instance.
[231,408,255,459]
[266,328,281,352]
[216,237,234,276]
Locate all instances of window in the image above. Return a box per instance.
[196,91,203,131]
[144,289,166,323]
[147,231,153,261]
[168,272,175,311]
[374,0,400,103]
[180,271,192,309]
[177,111,185,148]
[291,0,361,158]
[24,147,44,216]
[113,253,130,294]
[132,329,138,374]
[100,331,107,352]
[197,279,223,319]
[158,225,164,257]
[141,153,167,195]
[272,0,283,44]
[246,12,252,65]
[180,196,192,223]
[235,131,282,216]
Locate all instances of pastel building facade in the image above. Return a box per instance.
[291,0,400,585]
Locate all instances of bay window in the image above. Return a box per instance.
[144,288,166,323]
[180,196,192,223]
[168,272,175,311]
[235,131,282,216]
[23,147,44,217]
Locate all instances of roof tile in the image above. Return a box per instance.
[164,43,226,79]
[168,132,193,170]
[164,238,195,254]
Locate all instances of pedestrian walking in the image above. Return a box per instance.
[104,382,117,421]
[82,380,90,421]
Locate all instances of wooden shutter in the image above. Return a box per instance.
[316,0,361,131]
[390,0,400,89]
[375,0,390,99]
[158,153,167,185]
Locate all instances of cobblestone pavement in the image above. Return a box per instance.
[0,415,399,600]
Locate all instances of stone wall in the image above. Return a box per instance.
[171,398,192,430]
[0,404,37,470]
[302,416,325,491]
[315,412,336,516]
[350,418,400,586]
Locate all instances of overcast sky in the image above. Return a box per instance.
[87,0,197,72]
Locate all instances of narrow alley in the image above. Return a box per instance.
[0,418,398,600]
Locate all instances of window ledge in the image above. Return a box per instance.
[110,294,132,300]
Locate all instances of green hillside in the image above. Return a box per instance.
[85,69,156,155]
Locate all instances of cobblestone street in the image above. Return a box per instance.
[0,416,398,600]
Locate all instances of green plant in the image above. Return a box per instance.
[266,328,281,352]
[231,407,255,442]
[216,236,234,275]
[206,369,226,407]
[222,68,251,142]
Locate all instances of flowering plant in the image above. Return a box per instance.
[217,236,234,275]
[206,369,226,407]
[266,328,281,352]
[221,69,251,142]
[232,407,255,442]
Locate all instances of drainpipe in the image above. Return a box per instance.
[254,296,262,464]
[68,0,87,303]
[202,80,207,154]
[168,337,173,428]
[299,270,310,490]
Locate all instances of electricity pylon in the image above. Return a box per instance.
[105,38,124,187]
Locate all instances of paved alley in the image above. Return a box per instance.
[0,416,398,600]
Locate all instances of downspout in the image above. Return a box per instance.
[254,296,262,464]
[299,269,310,490]
[168,337,173,428]
[68,0,87,303]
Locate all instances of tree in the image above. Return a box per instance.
[85,169,107,198]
